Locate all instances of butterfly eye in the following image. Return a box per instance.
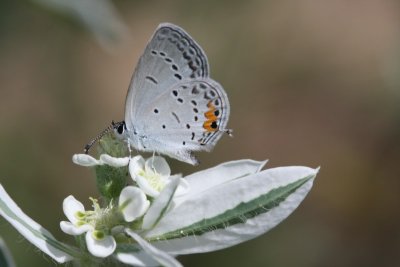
[112,121,126,137]
[117,124,125,135]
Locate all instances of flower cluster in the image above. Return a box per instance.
[65,154,188,258]
[0,149,318,267]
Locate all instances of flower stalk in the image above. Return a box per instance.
[94,135,130,200]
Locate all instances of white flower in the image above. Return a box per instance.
[60,187,150,258]
[72,153,189,199]
[59,196,116,258]
[129,155,189,198]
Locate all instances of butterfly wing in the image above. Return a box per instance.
[125,23,209,129]
[135,79,230,165]
[124,23,230,165]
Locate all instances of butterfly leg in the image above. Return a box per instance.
[127,137,132,158]
[150,151,156,171]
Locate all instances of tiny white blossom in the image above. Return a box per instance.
[60,196,116,258]
[72,154,189,199]
[59,184,152,258]
[129,155,189,198]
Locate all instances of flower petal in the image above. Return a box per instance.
[146,166,318,254]
[129,155,146,181]
[119,186,150,222]
[63,195,85,224]
[100,154,130,167]
[145,156,170,177]
[72,154,102,166]
[85,231,116,258]
[174,159,267,206]
[125,229,183,267]
[142,176,180,230]
[0,185,76,263]
[60,221,93,235]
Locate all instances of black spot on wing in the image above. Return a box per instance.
[171,112,180,123]
[192,85,200,95]
[146,76,158,84]
[174,73,182,80]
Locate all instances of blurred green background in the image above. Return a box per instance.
[1,0,399,266]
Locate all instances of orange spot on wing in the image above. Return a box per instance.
[203,121,212,130]
[205,110,218,121]
[203,102,219,132]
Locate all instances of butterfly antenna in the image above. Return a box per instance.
[84,121,124,154]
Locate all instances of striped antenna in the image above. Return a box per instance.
[84,121,124,154]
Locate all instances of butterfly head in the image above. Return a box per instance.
[113,121,128,140]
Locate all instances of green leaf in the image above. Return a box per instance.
[158,176,312,240]
[144,166,318,254]
[0,185,79,263]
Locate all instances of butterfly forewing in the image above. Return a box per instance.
[125,23,209,123]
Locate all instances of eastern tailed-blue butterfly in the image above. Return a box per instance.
[85,23,231,165]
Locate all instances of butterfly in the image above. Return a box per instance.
[85,23,231,165]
